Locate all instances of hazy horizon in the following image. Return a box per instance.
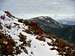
[0,0,75,24]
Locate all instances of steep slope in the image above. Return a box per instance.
[0,11,60,56]
[0,11,75,56]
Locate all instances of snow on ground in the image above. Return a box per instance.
[0,11,60,56]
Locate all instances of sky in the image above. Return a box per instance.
[0,0,75,22]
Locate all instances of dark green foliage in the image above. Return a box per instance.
[0,23,3,29]
[5,25,11,29]
[18,19,24,23]
[19,33,27,42]
[26,40,32,47]
[24,30,33,34]
[15,46,22,55]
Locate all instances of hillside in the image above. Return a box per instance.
[0,11,75,56]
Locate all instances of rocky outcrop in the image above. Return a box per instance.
[0,11,75,56]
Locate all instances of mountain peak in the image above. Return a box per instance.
[30,16,63,29]
[0,11,75,56]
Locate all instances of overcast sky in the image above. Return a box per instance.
[0,0,75,20]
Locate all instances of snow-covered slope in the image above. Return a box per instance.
[0,11,60,56]
[0,11,75,56]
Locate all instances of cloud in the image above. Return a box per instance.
[0,0,75,17]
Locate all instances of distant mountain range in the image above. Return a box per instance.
[26,16,75,45]
[18,15,75,45]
